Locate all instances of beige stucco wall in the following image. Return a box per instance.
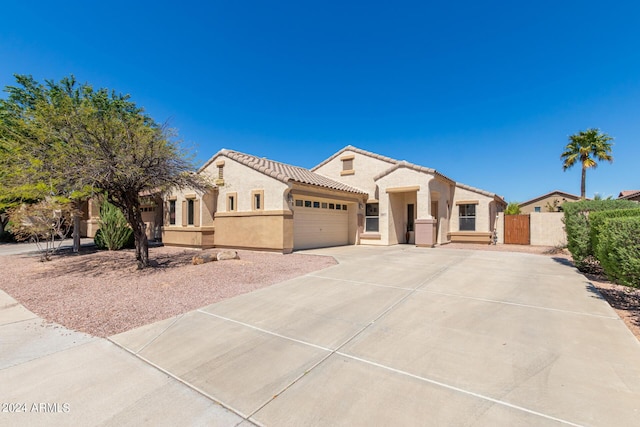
[163,187,214,228]
[313,149,396,198]
[496,212,505,244]
[374,166,451,246]
[203,154,291,213]
[163,152,292,250]
[429,178,455,244]
[79,198,100,238]
[451,186,495,233]
[530,212,566,246]
[520,194,579,214]
[162,227,215,248]
[495,212,566,246]
[215,211,293,252]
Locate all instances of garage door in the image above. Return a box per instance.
[293,198,349,250]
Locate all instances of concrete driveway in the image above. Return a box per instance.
[3,245,640,426]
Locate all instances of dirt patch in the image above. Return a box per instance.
[0,246,336,337]
[440,243,640,341]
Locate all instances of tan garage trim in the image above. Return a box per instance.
[216,210,293,218]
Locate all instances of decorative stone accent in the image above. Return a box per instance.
[192,254,216,265]
[217,250,239,261]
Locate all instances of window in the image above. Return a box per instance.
[215,160,225,185]
[329,203,335,209]
[534,206,541,213]
[304,200,312,208]
[187,199,195,225]
[227,193,237,212]
[252,190,264,211]
[342,204,347,210]
[459,204,476,231]
[313,201,320,208]
[295,200,303,207]
[322,202,328,209]
[365,203,379,232]
[340,155,355,176]
[169,200,176,225]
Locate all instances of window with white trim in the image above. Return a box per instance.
[365,203,379,232]
[459,204,476,231]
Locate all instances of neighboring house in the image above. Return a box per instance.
[619,190,640,202]
[518,190,581,214]
[162,146,506,252]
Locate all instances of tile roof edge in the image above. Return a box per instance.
[456,182,506,203]
[518,190,582,206]
[311,145,398,171]
[373,160,455,184]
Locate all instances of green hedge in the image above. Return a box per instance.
[589,208,640,257]
[596,217,640,288]
[563,199,639,270]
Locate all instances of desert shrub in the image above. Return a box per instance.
[563,199,639,270]
[596,217,640,288]
[589,208,640,256]
[95,200,134,250]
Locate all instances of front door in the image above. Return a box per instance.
[406,203,415,243]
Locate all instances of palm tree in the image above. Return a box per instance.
[561,128,614,199]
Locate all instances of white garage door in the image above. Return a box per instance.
[293,198,349,250]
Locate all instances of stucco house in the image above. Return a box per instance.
[619,190,640,202]
[161,146,506,252]
[518,190,582,214]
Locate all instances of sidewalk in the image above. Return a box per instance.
[0,289,246,426]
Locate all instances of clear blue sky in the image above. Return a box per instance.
[2,1,639,202]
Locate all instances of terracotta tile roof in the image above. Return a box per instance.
[372,160,455,184]
[312,145,397,170]
[456,182,507,205]
[519,190,582,206]
[619,190,640,199]
[315,146,504,202]
[204,149,367,194]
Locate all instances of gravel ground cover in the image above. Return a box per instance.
[0,246,336,337]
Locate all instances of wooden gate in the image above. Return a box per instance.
[504,214,530,245]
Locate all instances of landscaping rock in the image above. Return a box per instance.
[192,253,216,265]
[216,250,239,261]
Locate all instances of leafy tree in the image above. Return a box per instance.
[561,129,614,199]
[504,202,521,215]
[545,199,560,212]
[0,74,208,268]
